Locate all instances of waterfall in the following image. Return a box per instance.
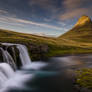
[0,48,17,70]
[1,43,31,66]
[0,43,32,89]
[17,44,31,66]
[11,47,17,64]
[0,63,14,88]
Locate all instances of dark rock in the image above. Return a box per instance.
[0,48,3,62]
[29,43,49,60]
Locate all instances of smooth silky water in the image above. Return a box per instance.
[0,43,92,92]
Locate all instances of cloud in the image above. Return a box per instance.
[0,9,8,14]
[0,16,62,30]
[58,22,67,26]
[60,0,92,20]
[60,8,89,20]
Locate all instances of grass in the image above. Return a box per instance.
[76,68,92,89]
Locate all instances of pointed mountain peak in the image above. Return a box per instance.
[75,15,92,27]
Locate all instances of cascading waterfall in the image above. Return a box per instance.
[0,47,17,70]
[0,43,32,89]
[1,43,31,66]
[4,51,16,70]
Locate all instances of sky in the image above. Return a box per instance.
[0,0,92,37]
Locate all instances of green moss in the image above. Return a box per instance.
[76,68,92,89]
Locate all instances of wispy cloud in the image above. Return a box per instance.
[0,16,62,30]
[0,9,8,14]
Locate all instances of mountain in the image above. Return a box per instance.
[75,15,92,26]
[59,15,92,42]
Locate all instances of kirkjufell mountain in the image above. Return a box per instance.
[60,15,92,42]
[75,15,92,26]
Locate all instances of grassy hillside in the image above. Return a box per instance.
[0,29,55,44]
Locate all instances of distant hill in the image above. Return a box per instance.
[59,16,92,42]
[0,29,55,44]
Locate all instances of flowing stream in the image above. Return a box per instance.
[0,43,92,92]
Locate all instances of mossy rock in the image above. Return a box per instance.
[76,68,92,89]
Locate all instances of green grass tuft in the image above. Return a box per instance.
[76,68,92,89]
